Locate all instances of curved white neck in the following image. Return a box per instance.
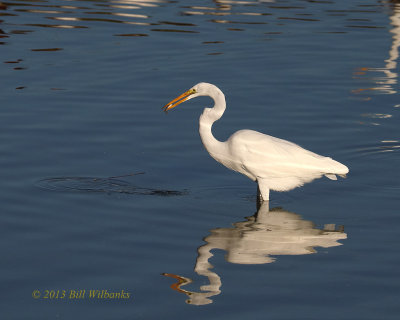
[198,88,226,157]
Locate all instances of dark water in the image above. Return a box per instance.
[1,0,399,318]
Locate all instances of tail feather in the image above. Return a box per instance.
[324,157,349,176]
[325,174,337,180]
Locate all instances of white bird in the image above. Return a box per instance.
[163,82,349,202]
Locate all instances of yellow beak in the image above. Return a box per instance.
[162,89,195,113]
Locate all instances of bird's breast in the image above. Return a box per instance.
[209,150,257,181]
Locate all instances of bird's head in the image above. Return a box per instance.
[162,82,215,113]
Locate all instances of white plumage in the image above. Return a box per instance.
[163,82,349,201]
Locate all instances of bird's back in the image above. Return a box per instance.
[224,130,348,182]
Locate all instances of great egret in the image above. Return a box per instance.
[163,82,349,201]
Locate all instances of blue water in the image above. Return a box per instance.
[1,0,400,318]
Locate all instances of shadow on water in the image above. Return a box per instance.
[163,201,347,305]
[35,173,188,196]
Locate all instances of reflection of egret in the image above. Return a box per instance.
[163,202,347,305]
[210,202,346,264]
[163,83,348,201]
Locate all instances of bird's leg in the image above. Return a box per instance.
[257,184,270,211]
[257,185,262,210]
[255,201,270,222]
[257,180,270,208]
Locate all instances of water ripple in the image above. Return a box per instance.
[35,175,188,196]
[1,0,391,49]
